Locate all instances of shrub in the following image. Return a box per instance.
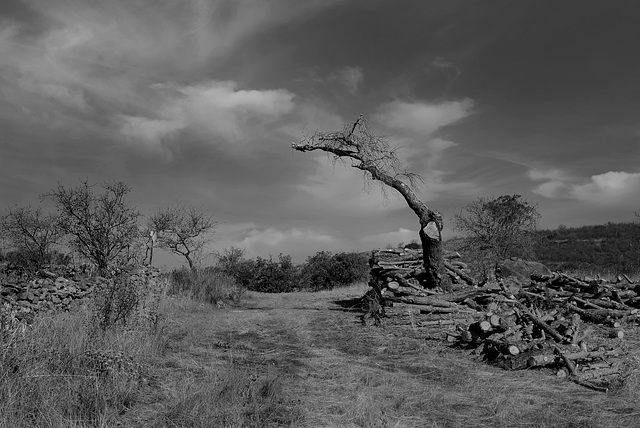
[3,249,71,277]
[89,268,165,333]
[300,251,369,291]
[167,267,245,303]
[215,247,256,288]
[251,254,299,293]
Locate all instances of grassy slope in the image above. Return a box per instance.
[125,284,640,428]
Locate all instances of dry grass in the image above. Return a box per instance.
[0,304,163,427]
[4,278,640,427]
[135,283,640,427]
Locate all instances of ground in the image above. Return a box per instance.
[127,284,640,427]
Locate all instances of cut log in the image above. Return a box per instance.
[577,367,620,381]
[484,339,520,356]
[570,296,607,310]
[514,301,565,342]
[568,304,631,320]
[418,319,469,327]
[391,285,424,297]
[488,314,502,328]
[463,298,482,311]
[385,295,458,307]
[460,330,474,343]
[444,261,475,286]
[554,346,577,376]
[387,281,400,290]
[528,354,556,368]
[419,306,476,315]
[470,320,493,333]
[609,329,624,339]
[563,349,621,360]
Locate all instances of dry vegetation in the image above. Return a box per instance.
[3,273,640,427]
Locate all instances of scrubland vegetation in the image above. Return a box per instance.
[2,181,640,426]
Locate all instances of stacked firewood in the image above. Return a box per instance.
[367,249,640,392]
[369,248,475,293]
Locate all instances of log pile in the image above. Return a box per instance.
[369,248,475,293]
[366,249,640,392]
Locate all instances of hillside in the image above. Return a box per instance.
[534,222,640,274]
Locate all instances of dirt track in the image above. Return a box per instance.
[130,285,638,427]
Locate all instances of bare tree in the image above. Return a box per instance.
[453,194,540,274]
[1,205,64,269]
[292,115,445,287]
[149,202,217,270]
[45,181,140,275]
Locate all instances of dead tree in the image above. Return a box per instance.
[292,115,445,288]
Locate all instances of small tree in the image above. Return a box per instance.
[45,181,140,275]
[149,202,216,270]
[0,205,64,269]
[453,195,540,276]
[292,115,445,287]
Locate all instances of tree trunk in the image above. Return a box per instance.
[364,166,444,288]
[420,221,444,288]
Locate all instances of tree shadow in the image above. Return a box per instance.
[330,297,365,313]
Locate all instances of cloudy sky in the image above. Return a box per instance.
[1,0,639,266]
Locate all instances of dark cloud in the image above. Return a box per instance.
[1,0,639,264]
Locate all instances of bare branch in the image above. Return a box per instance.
[291,114,445,287]
[149,202,217,269]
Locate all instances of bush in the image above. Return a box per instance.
[213,248,369,293]
[300,251,369,291]
[88,268,165,333]
[215,247,256,288]
[167,267,245,304]
[3,249,71,277]
[251,254,299,293]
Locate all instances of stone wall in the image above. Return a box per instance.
[0,266,160,318]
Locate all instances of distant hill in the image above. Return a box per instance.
[534,222,640,274]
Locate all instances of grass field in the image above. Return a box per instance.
[3,281,640,427]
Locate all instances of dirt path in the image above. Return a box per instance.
[130,285,639,428]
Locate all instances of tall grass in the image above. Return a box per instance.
[166,267,245,304]
[0,273,165,428]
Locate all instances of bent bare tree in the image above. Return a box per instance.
[292,115,444,287]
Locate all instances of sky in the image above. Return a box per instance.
[1,0,640,267]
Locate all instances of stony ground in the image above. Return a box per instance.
[126,284,640,427]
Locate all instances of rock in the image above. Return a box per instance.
[495,258,552,283]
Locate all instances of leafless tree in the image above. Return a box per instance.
[0,205,64,268]
[148,202,217,270]
[453,195,540,279]
[44,181,140,275]
[292,114,445,287]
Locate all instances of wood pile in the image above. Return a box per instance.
[369,248,475,293]
[366,249,640,392]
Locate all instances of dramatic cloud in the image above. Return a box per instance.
[570,171,640,202]
[375,98,474,137]
[118,81,295,151]
[0,0,329,146]
[530,169,640,203]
